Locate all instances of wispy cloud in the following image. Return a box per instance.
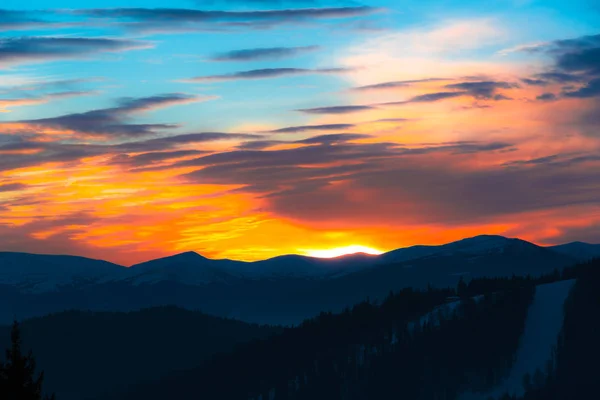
[496,41,549,56]
[0,37,152,67]
[0,77,105,94]
[352,78,449,91]
[183,67,352,82]
[296,105,376,114]
[517,34,600,100]
[15,93,209,137]
[563,78,600,98]
[70,7,381,33]
[0,91,96,112]
[0,130,261,173]
[0,182,27,192]
[0,9,78,32]
[296,133,371,144]
[210,45,319,61]
[536,92,557,101]
[266,123,355,133]
[444,81,519,99]
[379,91,465,106]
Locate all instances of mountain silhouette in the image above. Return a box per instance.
[0,252,125,292]
[0,235,591,325]
[548,241,600,261]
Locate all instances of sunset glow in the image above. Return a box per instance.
[303,245,384,259]
[0,0,598,265]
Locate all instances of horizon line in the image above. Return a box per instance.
[0,234,596,268]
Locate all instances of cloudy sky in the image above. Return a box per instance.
[0,0,599,264]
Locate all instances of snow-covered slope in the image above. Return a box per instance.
[407,295,486,331]
[123,251,251,285]
[461,279,576,400]
[407,300,461,331]
[381,235,544,264]
[548,242,600,261]
[0,252,126,292]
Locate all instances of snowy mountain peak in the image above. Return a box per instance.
[547,241,600,261]
[158,251,208,262]
[0,252,125,292]
[125,251,237,285]
[449,234,512,245]
[380,235,540,264]
[439,235,540,256]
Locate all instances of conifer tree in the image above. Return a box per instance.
[0,320,55,400]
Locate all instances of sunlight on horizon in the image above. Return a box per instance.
[302,245,384,259]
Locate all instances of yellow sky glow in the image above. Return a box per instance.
[302,245,384,258]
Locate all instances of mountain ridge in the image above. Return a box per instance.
[2,234,598,268]
[0,234,593,325]
[2,235,599,293]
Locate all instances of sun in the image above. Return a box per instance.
[302,245,384,259]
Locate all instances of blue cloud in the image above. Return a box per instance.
[210,46,319,61]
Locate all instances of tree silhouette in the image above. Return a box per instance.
[0,320,55,400]
[457,276,468,298]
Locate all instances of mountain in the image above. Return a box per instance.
[382,235,561,263]
[0,249,377,294]
[123,251,246,285]
[296,235,577,318]
[1,239,596,400]
[249,252,379,279]
[0,306,280,400]
[1,235,593,294]
[0,235,584,325]
[123,235,584,288]
[0,252,125,292]
[547,241,600,261]
[125,251,379,284]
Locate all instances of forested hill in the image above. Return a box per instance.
[0,307,280,400]
[115,262,596,400]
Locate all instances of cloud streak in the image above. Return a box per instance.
[173,139,600,229]
[210,45,319,61]
[0,130,262,173]
[0,91,96,112]
[0,37,152,67]
[14,93,209,137]
[183,67,352,82]
[0,10,49,32]
[444,81,519,100]
[296,105,375,114]
[0,182,27,192]
[352,78,449,91]
[379,91,465,106]
[71,7,380,33]
[266,123,355,133]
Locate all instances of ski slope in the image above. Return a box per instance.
[462,279,576,399]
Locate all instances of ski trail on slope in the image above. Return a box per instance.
[462,279,576,400]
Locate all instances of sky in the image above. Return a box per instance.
[0,0,599,265]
